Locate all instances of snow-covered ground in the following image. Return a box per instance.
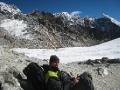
[12,38,120,63]
[0,19,32,39]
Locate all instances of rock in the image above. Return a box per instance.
[96,67,109,76]
[101,57,109,63]
[85,59,94,65]
[108,58,120,63]
[94,59,101,64]
[84,57,120,65]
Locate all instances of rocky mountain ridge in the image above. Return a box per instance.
[0,2,120,49]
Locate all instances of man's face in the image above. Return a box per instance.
[50,60,59,68]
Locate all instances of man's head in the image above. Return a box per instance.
[49,55,59,69]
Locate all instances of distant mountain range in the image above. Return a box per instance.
[0,2,120,49]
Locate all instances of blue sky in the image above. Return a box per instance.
[0,0,120,20]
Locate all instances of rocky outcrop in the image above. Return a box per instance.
[0,46,48,90]
[78,57,120,65]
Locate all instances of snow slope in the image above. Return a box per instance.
[12,38,120,63]
[0,19,32,39]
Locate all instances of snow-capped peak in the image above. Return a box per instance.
[54,12,72,21]
[103,13,120,27]
[83,16,95,22]
[54,11,81,20]
[70,11,81,16]
[54,11,81,25]
[0,2,21,15]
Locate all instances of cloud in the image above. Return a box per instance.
[70,11,82,16]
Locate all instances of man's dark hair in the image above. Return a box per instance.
[49,55,59,64]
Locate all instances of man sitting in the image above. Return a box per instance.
[43,55,80,90]
[19,55,94,90]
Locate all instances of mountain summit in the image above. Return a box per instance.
[0,2,21,15]
[103,13,120,27]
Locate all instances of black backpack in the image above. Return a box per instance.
[23,62,45,90]
[72,72,94,90]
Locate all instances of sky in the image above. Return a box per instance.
[0,0,120,20]
[12,38,120,63]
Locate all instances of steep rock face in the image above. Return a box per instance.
[94,17,120,40]
[28,11,97,47]
[54,12,120,43]
[0,6,96,49]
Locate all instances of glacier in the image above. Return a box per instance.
[12,38,120,63]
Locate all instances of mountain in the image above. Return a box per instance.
[0,2,120,49]
[103,13,120,27]
[54,11,81,25]
[93,14,120,39]
[55,12,120,40]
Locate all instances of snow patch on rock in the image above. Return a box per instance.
[0,2,21,15]
[0,19,31,39]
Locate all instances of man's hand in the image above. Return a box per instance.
[71,76,80,85]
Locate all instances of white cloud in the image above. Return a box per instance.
[103,13,120,27]
[70,11,82,16]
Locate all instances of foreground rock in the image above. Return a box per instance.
[78,57,120,65]
[66,58,120,90]
[0,46,47,90]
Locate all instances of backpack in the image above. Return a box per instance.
[23,62,45,90]
[72,72,94,90]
